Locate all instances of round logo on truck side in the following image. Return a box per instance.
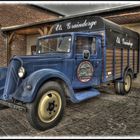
[77,61,94,83]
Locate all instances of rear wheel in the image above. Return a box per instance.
[115,71,132,95]
[124,74,132,93]
[26,81,66,131]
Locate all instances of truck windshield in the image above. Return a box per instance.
[37,35,71,54]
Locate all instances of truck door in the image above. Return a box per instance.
[72,34,102,89]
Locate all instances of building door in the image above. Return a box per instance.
[26,34,40,55]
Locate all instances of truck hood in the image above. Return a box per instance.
[0,55,66,101]
[18,55,65,77]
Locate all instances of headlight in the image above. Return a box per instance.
[18,67,25,78]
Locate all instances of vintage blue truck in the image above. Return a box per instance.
[0,16,139,130]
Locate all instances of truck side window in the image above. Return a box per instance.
[76,36,96,54]
[76,36,89,53]
[56,36,71,52]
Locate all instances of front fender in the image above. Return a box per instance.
[13,69,75,103]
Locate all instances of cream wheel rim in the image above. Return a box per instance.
[125,75,131,92]
[38,90,62,123]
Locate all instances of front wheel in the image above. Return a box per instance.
[114,71,132,95]
[26,81,66,131]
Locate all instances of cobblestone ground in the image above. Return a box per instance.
[0,84,140,137]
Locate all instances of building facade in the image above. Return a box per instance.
[1,4,140,85]
[0,4,61,66]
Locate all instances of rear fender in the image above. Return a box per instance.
[116,67,134,83]
[124,67,134,79]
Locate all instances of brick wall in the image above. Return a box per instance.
[11,35,27,58]
[0,4,60,66]
[0,34,7,66]
[0,5,59,27]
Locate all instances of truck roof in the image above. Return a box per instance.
[52,16,139,39]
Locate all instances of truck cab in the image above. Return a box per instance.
[37,32,102,88]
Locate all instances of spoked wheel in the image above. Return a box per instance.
[115,71,132,95]
[26,81,66,131]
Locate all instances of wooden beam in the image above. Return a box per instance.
[7,32,23,64]
[43,27,48,35]
[122,23,140,27]
[7,35,11,64]
[15,28,39,35]
[48,25,54,35]
[105,12,140,19]
[38,28,44,36]
[38,25,53,36]
[8,32,15,45]
[7,32,17,64]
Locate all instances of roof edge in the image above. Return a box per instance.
[1,4,140,33]
[31,4,65,17]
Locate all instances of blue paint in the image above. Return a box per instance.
[74,88,100,102]
[13,68,78,102]
[0,67,7,99]
[102,30,107,83]
[121,48,123,78]
[12,68,100,103]
[3,59,21,100]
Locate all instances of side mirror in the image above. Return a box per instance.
[83,50,90,60]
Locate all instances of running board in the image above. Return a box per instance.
[73,88,100,103]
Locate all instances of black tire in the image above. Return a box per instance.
[26,81,66,131]
[115,71,132,95]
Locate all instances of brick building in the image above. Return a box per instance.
[0,4,61,66]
